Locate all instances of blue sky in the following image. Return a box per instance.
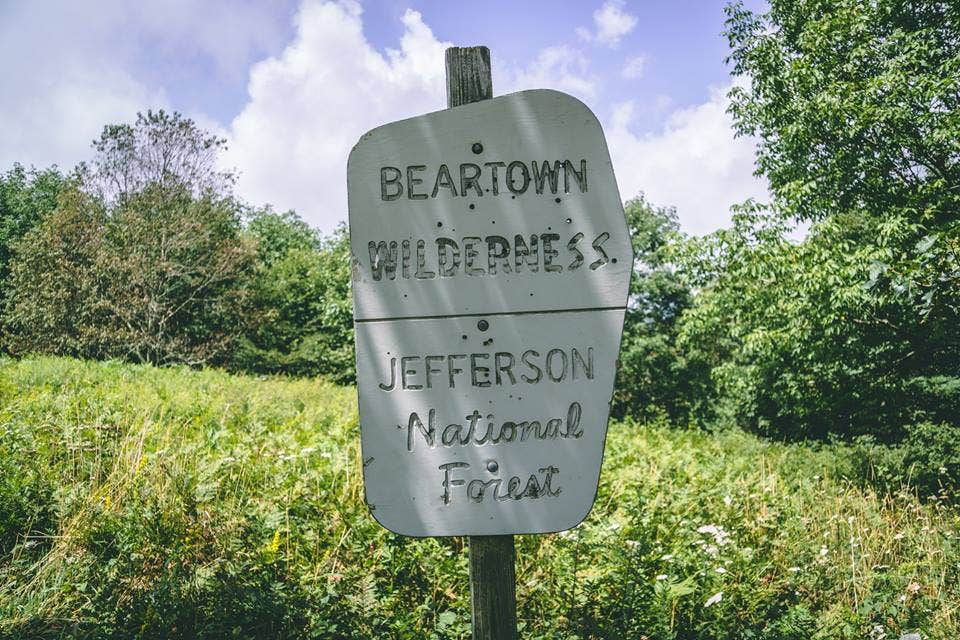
[0,0,768,235]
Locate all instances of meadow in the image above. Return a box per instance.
[1,357,957,639]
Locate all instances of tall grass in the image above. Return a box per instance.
[1,357,957,638]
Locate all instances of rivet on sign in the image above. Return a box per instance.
[477,319,489,331]
[472,142,483,154]
[486,460,499,473]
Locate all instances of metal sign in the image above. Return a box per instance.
[348,89,631,537]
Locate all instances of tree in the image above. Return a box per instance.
[612,195,708,422]
[4,114,254,366]
[3,187,108,359]
[234,210,354,383]
[0,165,65,317]
[83,110,233,203]
[676,1,960,440]
[95,185,255,365]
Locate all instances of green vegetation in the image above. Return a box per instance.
[1,358,957,639]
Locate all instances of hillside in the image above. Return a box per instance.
[1,358,957,639]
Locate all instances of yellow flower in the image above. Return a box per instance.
[267,529,282,555]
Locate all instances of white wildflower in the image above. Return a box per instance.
[704,591,723,607]
[655,574,668,581]
[820,545,829,556]
[715,567,727,574]
[893,532,905,540]
[723,495,732,506]
[661,553,674,561]
[696,524,731,546]
[788,567,801,572]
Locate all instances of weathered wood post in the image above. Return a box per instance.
[445,45,519,640]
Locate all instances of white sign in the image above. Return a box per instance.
[348,89,631,537]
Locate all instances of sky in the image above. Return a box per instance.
[0,0,770,236]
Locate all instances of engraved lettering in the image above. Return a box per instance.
[484,161,506,195]
[431,164,459,197]
[532,160,561,194]
[401,356,422,390]
[460,163,483,197]
[541,233,562,273]
[415,239,436,279]
[406,164,427,200]
[380,166,402,200]
[590,232,610,270]
[436,237,461,277]
[506,161,530,194]
[485,235,512,275]
[514,234,539,273]
[463,237,484,276]
[567,232,585,271]
[564,159,588,193]
[368,241,398,281]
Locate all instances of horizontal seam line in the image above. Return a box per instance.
[354,305,625,323]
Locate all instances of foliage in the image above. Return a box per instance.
[0,164,66,322]
[2,187,109,359]
[613,195,707,423]
[676,1,960,442]
[3,183,254,366]
[1,357,957,639]
[83,110,234,203]
[2,111,256,367]
[233,210,355,383]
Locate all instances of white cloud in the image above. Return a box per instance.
[497,46,599,103]
[0,0,290,172]
[606,85,768,235]
[621,54,647,79]
[577,0,638,48]
[223,0,450,232]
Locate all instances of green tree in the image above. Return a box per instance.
[679,1,960,440]
[612,195,707,422]
[3,187,108,359]
[0,165,65,315]
[4,114,254,366]
[233,210,354,383]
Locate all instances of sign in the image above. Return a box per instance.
[348,89,631,537]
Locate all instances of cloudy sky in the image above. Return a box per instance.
[0,0,768,236]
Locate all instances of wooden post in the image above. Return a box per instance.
[445,45,518,640]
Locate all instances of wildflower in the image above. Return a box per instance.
[704,592,722,607]
[715,567,727,574]
[655,574,668,581]
[906,582,921,594]
[819,545,829,556]
[893,532,905,540]
[625,540,641,548]
[697,524,731,547]
[661,553,674,561]
[723,495,732,506]
[788,567,801,572]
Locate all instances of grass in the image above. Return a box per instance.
[0,356,957,639]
